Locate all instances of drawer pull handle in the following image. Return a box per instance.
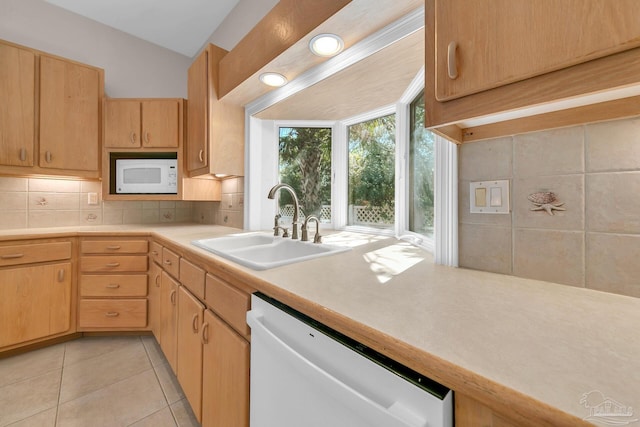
[164,260,172,265]
[58,269,65,282]
[105,312,120,317]
[192,313,199,333]
[201,322,209,345]
[106,284,120,289]
[170,289,176,305]
[106,245,121,250]
[447,41,458,79]
[106,262,120,267]
[151,250,159,256]
[130,131,137,144]
[155,274,160,287]
[1,253,24,260]
[198,149,204,163]
[45,151,53,163]
[19,148,27,162]
[144,131,150,144]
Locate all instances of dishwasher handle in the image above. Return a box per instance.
[247,310,427,427]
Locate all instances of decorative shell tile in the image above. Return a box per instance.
[528,191,566,215]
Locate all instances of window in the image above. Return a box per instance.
[277,127,332,222]
[347,114,396,230]
[408,92,435,239]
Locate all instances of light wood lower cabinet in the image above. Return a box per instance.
[148,260,162,337]
[78,238,149,330]
[202,309,250,427]
[160,271,179,372]
[0,261,72,348]
[177,286,205,422]
[455,393,519,427]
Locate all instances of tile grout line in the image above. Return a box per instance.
[54,342,67,427]
[140,336,179,426]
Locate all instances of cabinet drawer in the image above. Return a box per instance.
[81,240,148,254]
[180,258,205,301]
[81,255,148,272]
[205,273,250,338]
[149,241,162,265]
[79,299,147,328]
[81,274,148,297]
[162,248,180,278]
[0,241,71,267]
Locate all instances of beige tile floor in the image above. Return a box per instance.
[0,336,201,427]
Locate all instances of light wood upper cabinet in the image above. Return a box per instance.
[104,99,180,149]
[435,0,640,101]
[187,44,244,178]
[39,54,101,172]
[0,42,35,167]
[426,0,640,129]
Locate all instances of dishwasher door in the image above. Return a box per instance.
[247,293,453,427]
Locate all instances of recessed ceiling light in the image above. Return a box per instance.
[309,33,344,57]
[259,72,288,87]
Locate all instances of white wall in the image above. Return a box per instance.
[0,0,191,97]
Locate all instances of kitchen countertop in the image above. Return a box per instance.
[2,224,638,426]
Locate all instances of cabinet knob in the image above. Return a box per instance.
[198,149,204,163]
[130,131,137,144]
[447,41,458,79]
[144,131,150,144]
[57,269,65,282]
[45,151,53,163]
[19,148,27,162]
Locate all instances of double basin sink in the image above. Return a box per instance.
[192,232,350,270]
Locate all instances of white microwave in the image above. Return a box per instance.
[115,158,178,194]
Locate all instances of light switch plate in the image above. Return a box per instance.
[470,180,510,214]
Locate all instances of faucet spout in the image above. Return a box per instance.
[267,183,300,239]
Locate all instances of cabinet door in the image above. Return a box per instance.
[435,0,640,101]
[187,49,209,173]
[177,286,204,422]
[160,271,179,372]
[148,261,162,339]
[141,100,179,148]
[0,42,35,167]
[202,309,250,427]
[455,393,519,427]
[0,261,72,348]
[39,55,100,171]
[104,100,141,148]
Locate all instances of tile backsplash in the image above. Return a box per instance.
[0,176,245,229]
[459,116,640,298]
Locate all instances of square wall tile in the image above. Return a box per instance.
[0,177,28,192]
[513,228,584,287]
[0,211,27,229]
[458,224,512,275]
[513,175,584,230]
[586,172,640,233]
[459,137,512,181]
[586,233,640,298]
[0,192,28,210]
[28,178,80,193]
[514,126,584,177]
[586,117,640,172]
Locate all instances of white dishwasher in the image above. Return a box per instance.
[247,293,453,427]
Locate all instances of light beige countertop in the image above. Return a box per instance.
[2,224,639,426]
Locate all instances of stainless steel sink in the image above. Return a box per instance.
[192,233,350,270]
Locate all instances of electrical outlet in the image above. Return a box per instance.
[88,192,99,205]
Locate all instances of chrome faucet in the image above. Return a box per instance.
[302,215,322,243]
[267,183,300,240]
